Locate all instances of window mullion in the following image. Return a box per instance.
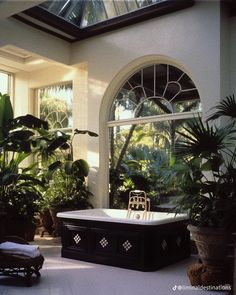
[107,111,201,127]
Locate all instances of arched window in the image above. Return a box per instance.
[108,63,201,208]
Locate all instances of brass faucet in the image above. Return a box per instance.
[127,190,150,220]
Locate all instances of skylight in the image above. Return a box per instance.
[40,0,166,28]
[13,0,194,42]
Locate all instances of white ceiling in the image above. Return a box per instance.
[0,1,67,73]
[0,45,57,73]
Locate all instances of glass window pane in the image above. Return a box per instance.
[38,82,73,130]
[109,119,193,208]
[103,0,118,18]
[110,88,137,120]
[136,0,148,8]
[63,1,83,24]
[110,64,201,120]
[81,0,107,27]
[125,0,138,12]
[114,0,128,15]
[94,0,107,22]
[143,66,154,97]
[81,1,95,27]
[0,72,9,94]
[42,0,68,15]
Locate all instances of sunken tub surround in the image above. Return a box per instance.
[57,209,190,271]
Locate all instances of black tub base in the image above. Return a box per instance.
[60,218,190,271]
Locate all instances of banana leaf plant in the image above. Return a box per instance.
[174,95,236,230]
[0,93,64,227]
[39,129,98,210]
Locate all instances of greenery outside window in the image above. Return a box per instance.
[0,71,12,96]
[36,82,73,132]
[108,64,201,208]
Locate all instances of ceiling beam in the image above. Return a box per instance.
[0,0,45,20]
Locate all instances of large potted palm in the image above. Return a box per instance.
[174,95,236,285]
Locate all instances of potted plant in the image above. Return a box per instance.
[38,129,98,236]
[174,95,236,285]
[0,93,49,240]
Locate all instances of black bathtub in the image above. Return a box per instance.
[57,209,190,271]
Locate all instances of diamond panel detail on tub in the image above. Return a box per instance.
[161,239,168,251]
[73,234,81,244]
[99,237,109,248]
[122,240,132,252]
[176,236,182,247]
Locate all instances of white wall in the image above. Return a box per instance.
[220,3,230,100]
[0,18,70,64]
[229,16,236,95]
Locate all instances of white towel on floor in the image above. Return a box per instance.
[0,242,40,258]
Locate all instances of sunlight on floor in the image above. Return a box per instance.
[0,235,230,295]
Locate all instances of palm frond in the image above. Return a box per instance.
[207,95,236,122]
[174,118,232,158]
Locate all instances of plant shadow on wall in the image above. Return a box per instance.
[38,129,98,237]
[173,95,236,287]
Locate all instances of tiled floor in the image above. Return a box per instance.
[0,235,231,295]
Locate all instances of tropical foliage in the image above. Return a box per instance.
[38,83,72,130]
[109,118,196,208]
[0,93,49,224]
[0,92,98,227]
[38,129,98,210]
[174,95,236,229]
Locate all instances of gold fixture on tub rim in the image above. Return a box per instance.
[126,190,151,220]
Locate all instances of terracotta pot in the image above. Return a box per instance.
[187,224,229,267]
[6,219,36,242]
[39,209,53,236]
[49,207,61,237]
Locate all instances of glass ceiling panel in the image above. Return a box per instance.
[40,0,166,28]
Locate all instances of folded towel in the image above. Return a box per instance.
[0,242,40,258]
[1,249,40,258]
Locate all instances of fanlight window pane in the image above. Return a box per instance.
[110,64,201,121]
[38,82,73,130]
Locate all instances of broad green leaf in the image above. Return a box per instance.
[10,114,48,130]
[74,129,98,137]
[72,159,90,177]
